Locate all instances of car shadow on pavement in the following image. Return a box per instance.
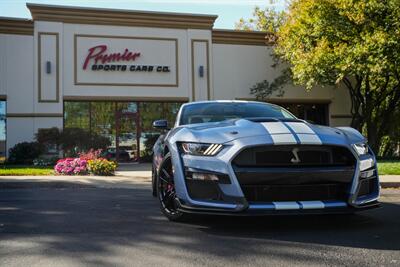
[191,205,400,250]
[0,186,399,266]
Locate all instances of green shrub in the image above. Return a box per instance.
[60,128,111,156]
[33,156,59,166]
[8,142,45,164]
[87,158,117,176]
[36,127,61,146]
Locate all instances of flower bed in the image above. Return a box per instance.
[54,149,117,176]
[88,158,117,176]
[54,158,88,175]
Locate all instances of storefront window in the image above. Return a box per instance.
[280,103,329,125]
[116,102,138,161]
[139,102,164,161]
[90,102,116,158]
[64,102,90,130]
[0,101,6,162]
[165,102,182,126]
[138,102,183,161]
[64,101,185,162]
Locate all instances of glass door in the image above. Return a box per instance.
[116,103,140,162]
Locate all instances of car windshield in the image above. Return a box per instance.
[179,102,296,125]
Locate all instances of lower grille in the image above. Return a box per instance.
[185,180,222,201]
[234,166,353,202]
[242,184,348,202]
[357,178,378,197]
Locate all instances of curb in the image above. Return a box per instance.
[381,182,400,189]
[0,181,96,189]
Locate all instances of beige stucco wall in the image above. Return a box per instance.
[0,34,34,113]
[0,34,36,154]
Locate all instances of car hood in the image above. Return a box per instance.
[171,118,365,146]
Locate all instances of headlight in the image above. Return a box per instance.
[181,143,223,156]
[352,143,369,156]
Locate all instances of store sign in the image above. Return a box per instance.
[75,35,178,86]
[83,45,141,69]
[82,45,171,73]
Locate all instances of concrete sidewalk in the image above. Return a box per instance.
[0,164,152,189]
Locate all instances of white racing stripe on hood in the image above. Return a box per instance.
[270,134,297,145]
[285,122,314,134]
[261,122,291,134]
[261,122,297,144]
[285,122,322,145]
[296,134,322,144]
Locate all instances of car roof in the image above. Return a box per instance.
[182,100,265,106]
[180,100,282,109]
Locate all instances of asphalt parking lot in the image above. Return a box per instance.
[0,185,399,267]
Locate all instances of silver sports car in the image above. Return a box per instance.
[151,100,380,221]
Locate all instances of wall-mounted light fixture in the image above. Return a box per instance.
[46,61,51,74]
[199,65,204,78]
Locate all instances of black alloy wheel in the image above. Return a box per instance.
[157,153,186,221]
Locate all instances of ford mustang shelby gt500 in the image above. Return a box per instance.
[151,101,380,221]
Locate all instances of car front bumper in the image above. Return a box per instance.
[176,199,381,216]
[169,138,381,215]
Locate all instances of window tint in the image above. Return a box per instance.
[180,102,295,125]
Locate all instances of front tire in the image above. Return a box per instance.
[157,153,187,222]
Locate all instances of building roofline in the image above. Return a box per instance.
[0,4,277,42]
[0,17,33,35]
[212,29,275,46]
[27,3,218,30]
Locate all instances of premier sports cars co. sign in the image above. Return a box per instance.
[74,35,178,86]
[83,45,171,73]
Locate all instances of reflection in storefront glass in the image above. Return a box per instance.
[91,102,116,159]
[116,103,138,161]
[139,102,164,161]
[139,102,183,161]
[64,102,90,130]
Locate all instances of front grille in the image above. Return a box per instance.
[233,145,356,167]
[232,145,355,203]
[242,184,348,202]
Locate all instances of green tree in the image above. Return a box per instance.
[235,1,287,33]
[275,0,400,154]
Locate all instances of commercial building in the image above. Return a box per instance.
[0,3,352,161]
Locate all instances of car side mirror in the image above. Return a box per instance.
[153,119,169,130]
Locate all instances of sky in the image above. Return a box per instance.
[0,0,285,29]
